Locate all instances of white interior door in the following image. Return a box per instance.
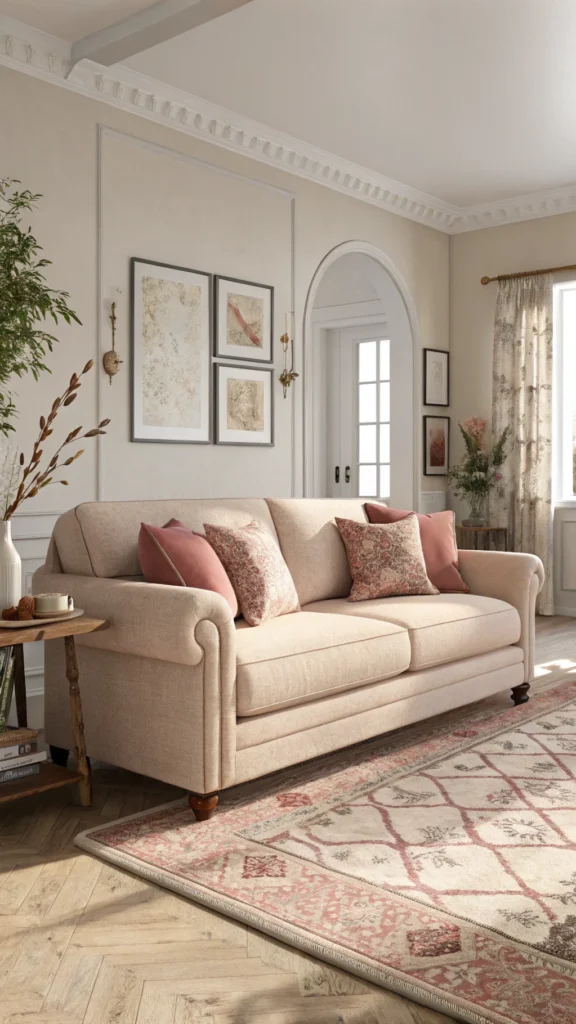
[327,326,391,500]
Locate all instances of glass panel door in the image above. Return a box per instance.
[357,338,390,500]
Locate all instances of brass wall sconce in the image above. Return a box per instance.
[278,313,298,398]
[102,300,123,384]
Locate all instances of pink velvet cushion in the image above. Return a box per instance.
[138,518,238,617]
[204,520,299,627]
[336,514,438,601]
[364,503,469,593]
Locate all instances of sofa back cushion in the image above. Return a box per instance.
[265,498,369,605]
[54,499,277,578]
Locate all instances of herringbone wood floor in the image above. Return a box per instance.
[1,617,575,1024]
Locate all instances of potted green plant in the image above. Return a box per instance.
[448,417,509,526]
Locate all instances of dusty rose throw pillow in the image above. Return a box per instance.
[203,520,299,626]
[364,503,469,593]
[139,518,238,617]
[335,514,439,602]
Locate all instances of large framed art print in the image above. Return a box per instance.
[131,258,211,443]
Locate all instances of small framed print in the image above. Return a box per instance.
[423,416,450,475]
[215,363,274,446]
[423,348,449,407]
[214,275,273,363]
[131,258,211,444]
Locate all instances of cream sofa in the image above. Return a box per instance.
[34,498,544,818]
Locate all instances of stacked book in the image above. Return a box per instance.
[0,646,15,731]
[0,727,45,784]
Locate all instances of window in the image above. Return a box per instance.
[554,283,576,500]
[357,339,390,499]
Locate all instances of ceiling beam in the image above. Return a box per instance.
[70,0,254,67]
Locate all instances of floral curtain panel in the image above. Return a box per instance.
[491,274,554,615]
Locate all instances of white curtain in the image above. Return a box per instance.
[491,274,554,615]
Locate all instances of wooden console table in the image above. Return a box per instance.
[456,525,509,552]
[0,616,109,807]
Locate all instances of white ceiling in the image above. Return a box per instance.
[3,0,576,208]
[0,0,158,41]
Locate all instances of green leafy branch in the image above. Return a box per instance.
[0,178,81,436]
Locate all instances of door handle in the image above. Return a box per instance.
[334,466,340,484]
[345,466,351,483]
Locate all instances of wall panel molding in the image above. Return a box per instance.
[554,506,576,616]
[96,125,297,498]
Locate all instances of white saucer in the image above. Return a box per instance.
[0,608,84,629]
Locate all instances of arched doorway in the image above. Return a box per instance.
[302,241,421,508]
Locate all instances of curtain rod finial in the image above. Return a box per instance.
[481,276,491,286]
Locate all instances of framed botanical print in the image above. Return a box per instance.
[215,363,274,446]
[423,416,450,475]
[214,275,273,363]
[423,348,449,407]
[131,258,211,443]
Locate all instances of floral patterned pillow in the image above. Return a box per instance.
[335,514,439,602]
[203,520,300,626]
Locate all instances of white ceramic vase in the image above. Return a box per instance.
[0,520,21,610]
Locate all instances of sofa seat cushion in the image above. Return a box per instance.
[303,594,521,671]
[235,611,410,716]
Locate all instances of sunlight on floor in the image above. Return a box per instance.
[534,658,576,677]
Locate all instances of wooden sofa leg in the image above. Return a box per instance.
[511,682,530,706]
[188,793,219,821]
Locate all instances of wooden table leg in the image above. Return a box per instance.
[64,635,92,807]
[13,644,27,728]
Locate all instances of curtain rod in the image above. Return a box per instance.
[481,263,576,285]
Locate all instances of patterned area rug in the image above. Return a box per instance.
[75,681,576,1024]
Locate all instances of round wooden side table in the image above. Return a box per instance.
[456,525,509,551]
[0,616,109,807]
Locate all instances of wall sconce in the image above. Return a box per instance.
[278,312,298,398]
[102,299,123,384]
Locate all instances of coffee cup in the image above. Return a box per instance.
[34,593,74,616]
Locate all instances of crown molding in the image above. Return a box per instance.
[0,16,460,233]
[2,15,576,236]
[447,183,576,234]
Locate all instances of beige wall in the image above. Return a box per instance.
[2,65,449,512]
[450,211,576,457]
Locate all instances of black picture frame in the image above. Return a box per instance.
[214,275,274,363]
[131,257,212,444]
[215,362,274,447]
[423,348,450,407]
[423,415,450,476]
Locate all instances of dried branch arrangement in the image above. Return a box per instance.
[3,360,109,520]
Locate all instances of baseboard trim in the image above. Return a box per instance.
[554,606,576,617]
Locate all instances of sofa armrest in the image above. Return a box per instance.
[458,549,544,683]
[32,568,236,668]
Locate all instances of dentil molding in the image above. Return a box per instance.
[3,15,576,235]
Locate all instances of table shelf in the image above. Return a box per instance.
[0,762,83,805]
